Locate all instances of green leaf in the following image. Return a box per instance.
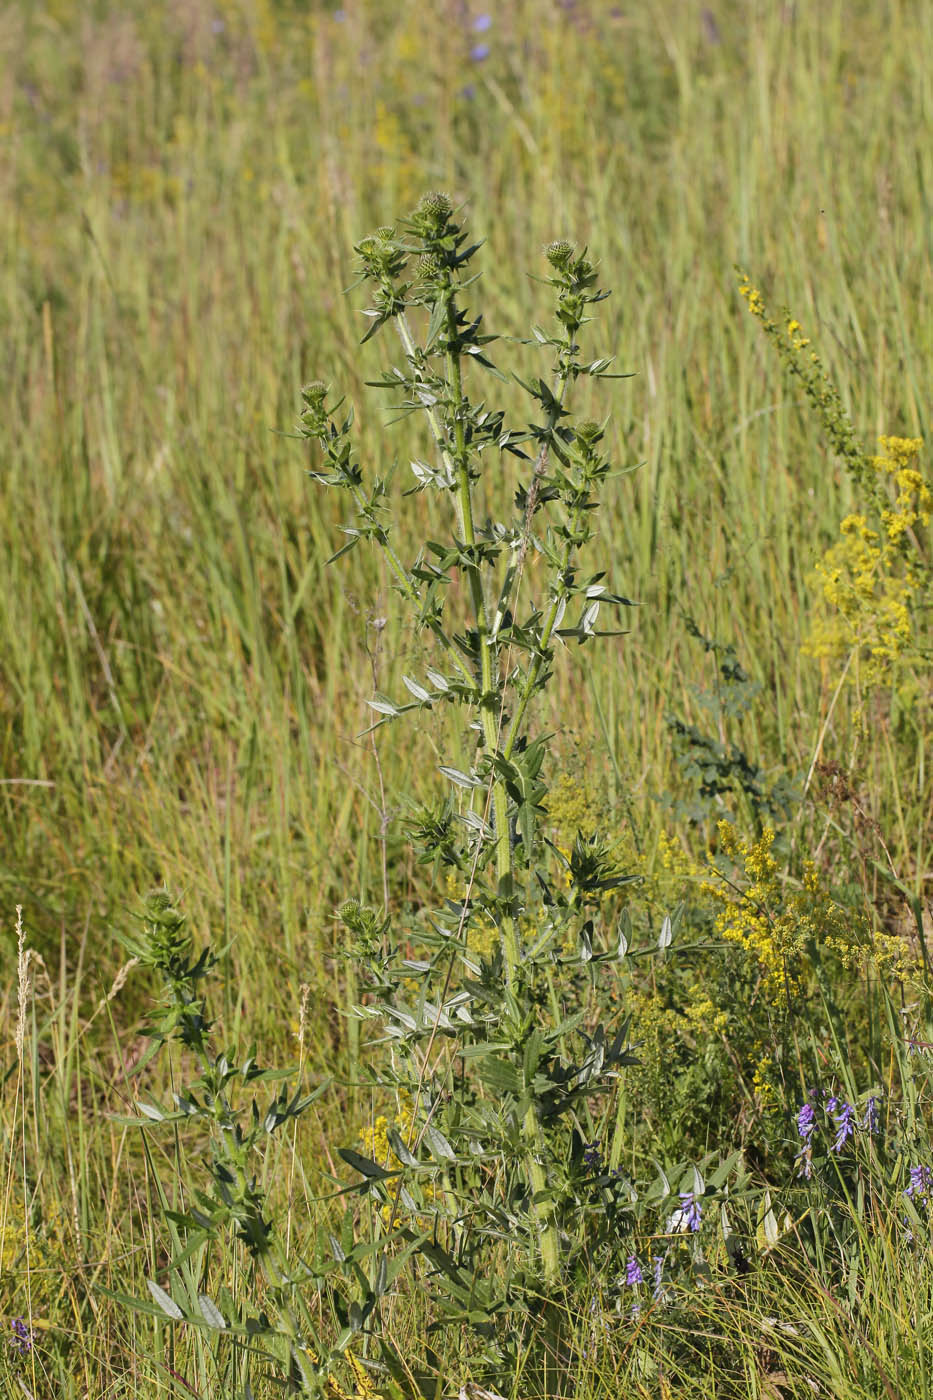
[438,765,482,789]
[424,1124,457,1161]
[386,1127,420,1168]
[146,1279,184,1321]
[758,1190,779,1249]
[402,675,432,703]
[96,1283,182,1320]
[198,1294,227,1330]
[338,1148,399,1182]
[368,698,400,717]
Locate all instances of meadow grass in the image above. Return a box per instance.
[1,1,931,1395]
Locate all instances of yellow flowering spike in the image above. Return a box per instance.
[803,437,928,684]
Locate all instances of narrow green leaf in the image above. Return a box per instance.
[338,1147,398,1181]
[437,765,482,789]
[424,1124,456,1160]
[198,1294,226,1330]
[146,1279,184,1321]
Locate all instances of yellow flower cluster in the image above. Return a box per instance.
[751,1052,779,1110]
[681,994,729,1037]
[360,1091,419,1165]
[656,830,696,880]
[629,979,728,1061]
[544,771,603,840]
[804,436,929,683]
[738,275,766,317]
[873,435,931,544]
[785,317,811,350]
[823,925,915,984]
[702,823,844,1007]
[443,869,499,957]
[358,1094,439,1232]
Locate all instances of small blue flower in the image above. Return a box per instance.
[905,1165,933,1201]
[582,1140,602,1171]
[831,1100,856,1152]
[625,1254,644,1286]
[470,43,491,61]
[10,1318,32,1357]
[862,1096,880,1133]
[472,13,492,31]
[796,1100,816,1141]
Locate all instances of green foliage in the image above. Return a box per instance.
[664,617,798,831]
[295,195,693,1378]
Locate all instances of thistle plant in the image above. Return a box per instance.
[107,893,356,1399]
[116,199,754,1398]
[297,193,648,1368]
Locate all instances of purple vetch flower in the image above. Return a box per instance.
[472,13,492,30]
[625,1254,644,1286]
[470,42,491,61]
[862,1096,880,1133]
[677,1191,702,1232]
[796,1100,816,1141]
[10,1318,32,1356]
[652,1254,666,1301]
[831,1100,856,1152]
[905,1165,933,1201]
[582,1141,602,1171]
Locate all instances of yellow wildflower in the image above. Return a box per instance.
[804,438,929,684]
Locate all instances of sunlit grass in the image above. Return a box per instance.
[1,0,931,1393]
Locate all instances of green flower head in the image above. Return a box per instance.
[545,240,575,270]
[417,190,452,223]
[412,190,454,240]
[575,419,604,445]
[302,380,329,407]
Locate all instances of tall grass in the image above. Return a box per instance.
[1,1,931,1395]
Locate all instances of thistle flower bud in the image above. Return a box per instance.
[299,381,330,437]
[355,229,408,285]
[417,251,443,279]
[545,240,575,270]
[302,380,329,407]
[412,190,454,239]
[418,190,452,222]
[141,890,191,974]
[575,419,603,445]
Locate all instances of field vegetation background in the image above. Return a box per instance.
[1,1,931,1396]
